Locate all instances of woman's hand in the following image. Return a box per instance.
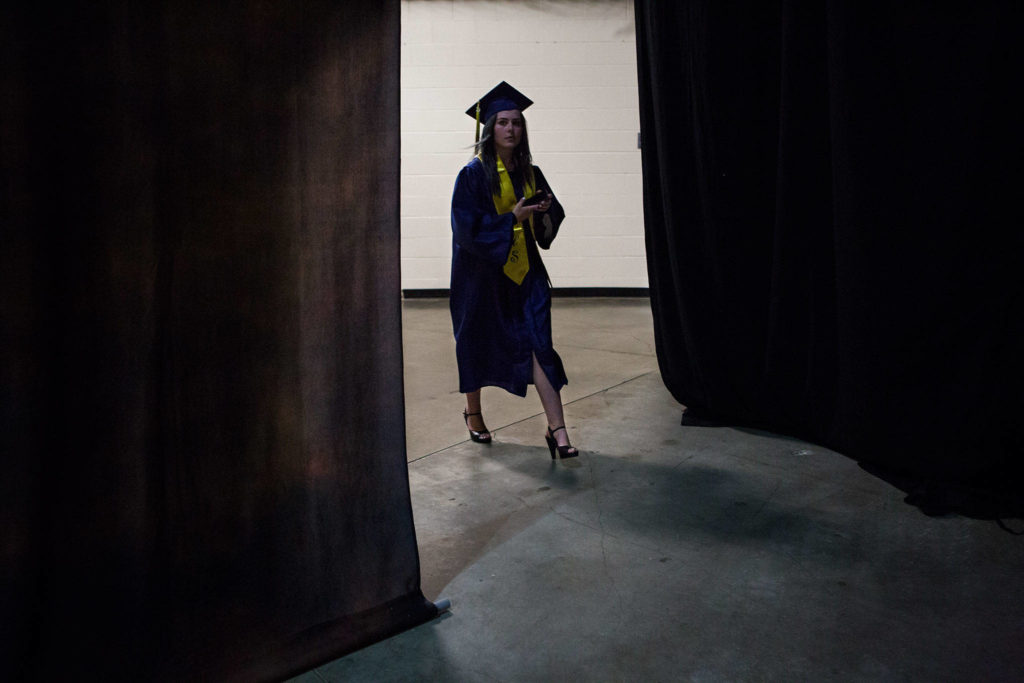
[512,197,535,224]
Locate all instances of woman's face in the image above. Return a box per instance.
[493,109,523,157]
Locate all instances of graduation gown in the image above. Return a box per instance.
[449,157,567,396]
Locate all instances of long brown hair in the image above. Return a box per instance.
[474,112,534,196]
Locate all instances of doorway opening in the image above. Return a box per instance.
[399,0,649,464]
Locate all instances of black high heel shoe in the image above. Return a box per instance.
[463,410,492,444]
[545,425,579,459]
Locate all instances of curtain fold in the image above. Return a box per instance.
[2,2,435,680]
[635,0,1022,491]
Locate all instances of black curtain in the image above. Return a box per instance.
[635,2,1022,497]
[1,2,435,680]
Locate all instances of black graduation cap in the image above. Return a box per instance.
[466,81,533,141]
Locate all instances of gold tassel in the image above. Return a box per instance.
[475,101,481,143]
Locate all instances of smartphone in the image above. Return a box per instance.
[521,191,548,207]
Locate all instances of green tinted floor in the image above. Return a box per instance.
[290,297,1024,682]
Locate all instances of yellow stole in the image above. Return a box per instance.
[485,156,535,285]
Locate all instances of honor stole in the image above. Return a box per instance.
[489,156,536,285]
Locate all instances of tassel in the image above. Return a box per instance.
[475,101,481,143]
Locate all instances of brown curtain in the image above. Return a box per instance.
[1,2,435,680]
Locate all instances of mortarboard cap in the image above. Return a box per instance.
[466,81,533,142]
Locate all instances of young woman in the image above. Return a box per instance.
[449,81,578,459]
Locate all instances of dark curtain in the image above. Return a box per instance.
[635,2,1022,497]
[1,2,435,680]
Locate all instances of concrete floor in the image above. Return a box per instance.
[292,298,1024,682]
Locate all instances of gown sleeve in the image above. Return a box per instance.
[450,159,516,265]
[531,165,565,250]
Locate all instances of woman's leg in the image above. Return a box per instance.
[464,389,489,437]
[532,354,576,452]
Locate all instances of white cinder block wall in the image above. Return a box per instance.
[401,0,646,290]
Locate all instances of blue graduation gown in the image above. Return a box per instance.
[449,157,567,396]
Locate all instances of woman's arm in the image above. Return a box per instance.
[531,165,565,249]
[450,161,516,264]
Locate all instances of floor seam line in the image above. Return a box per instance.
[556,345,656,358]
[406,370,657,464]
